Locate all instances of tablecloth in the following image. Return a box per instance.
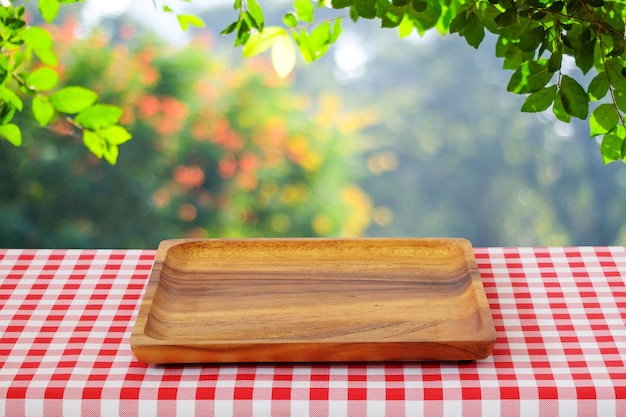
[1,247,625,416]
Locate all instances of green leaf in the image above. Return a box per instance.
[295,23,332,63]
[559,75,589,119]
[294,30,313,63]
[412,0,427,12]
[381,5,404,29]
[247,0,265,30]
[32,96,55,127]
[75,104,123,130]
[497,40,531,70]
[38,0,61,23]
[98,125,132,145]
[464,11,485,49]
[332,0,354,7]
[588,73,609,101]
[398,13,414,38]
[585,0,605,7]
[589,103,620,137]
[234,17,251,47]
[4,15,26,31]
[26,67,58,91]
[574,39,595,75]
[552,92,571,122]
[355,0,376,19]
[0,102,16,125]
[477,3,499,33]
[547,1,565,12]
[103,142,120,165]
[272,32,296,79]
[350,6,360,22]
[0,65,8,89]
[507,61,553,94]
[600,134,623,164]
[606,59,626,90]
[10,52,24,78]
[294,0,315,23]
[494,7,517,28]
[50,86,98,114]
[521,85,557,112]
[566,0,582,14]
[20,27,53,50]
[83,129,104,159]
[0,87,23,112]
[283,13,298,27]
[518,26,546,52]
[307,22,331,59]
[33,49,58,67]
[449,10,467,35]
[407,0,441,33]
[614,90,626,113]
[243,27,284,58]
[221,21,238,35]
[0,123,21,146]
[21,27,57,65]
[330,18,343,44]
[548,52,562,73]
[176,14,205,31]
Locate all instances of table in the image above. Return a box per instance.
[1,247,625,416]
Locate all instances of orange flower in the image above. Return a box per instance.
[178,203,197,222]
[155,118,184,136]
[238,152,260,173]
[236,172,258,191]
[173,165,205,188]
[218,157,237,179]
[191,121,213,142]
[197,81,219,100]
[140,67,160,86]
[138,95,160,117]
[160,97,189,120]
[152,188,171,208]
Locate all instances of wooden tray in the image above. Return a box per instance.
[131,238,496,364]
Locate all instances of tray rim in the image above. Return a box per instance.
[130,237,496,363]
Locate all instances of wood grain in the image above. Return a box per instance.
[131,238,496,364]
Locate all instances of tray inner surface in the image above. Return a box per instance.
[143,239,487,343]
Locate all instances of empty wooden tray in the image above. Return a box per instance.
[131,238,496,364]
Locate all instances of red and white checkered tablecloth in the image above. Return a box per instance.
[1,247,625,417]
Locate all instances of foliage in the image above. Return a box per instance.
[0,0,204,163]
[224,0,626,165]
[2,1,626,164]
[0,20,372,248]
[0,2,132,163]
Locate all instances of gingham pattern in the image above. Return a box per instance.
[1,247,625,417]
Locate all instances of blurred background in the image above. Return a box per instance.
[2,0,626,249]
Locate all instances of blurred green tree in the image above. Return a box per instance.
[0,18,372,248]
[307,25,626,246]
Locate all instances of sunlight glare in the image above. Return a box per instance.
[82,0,130,21]
[333,32,369,80]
